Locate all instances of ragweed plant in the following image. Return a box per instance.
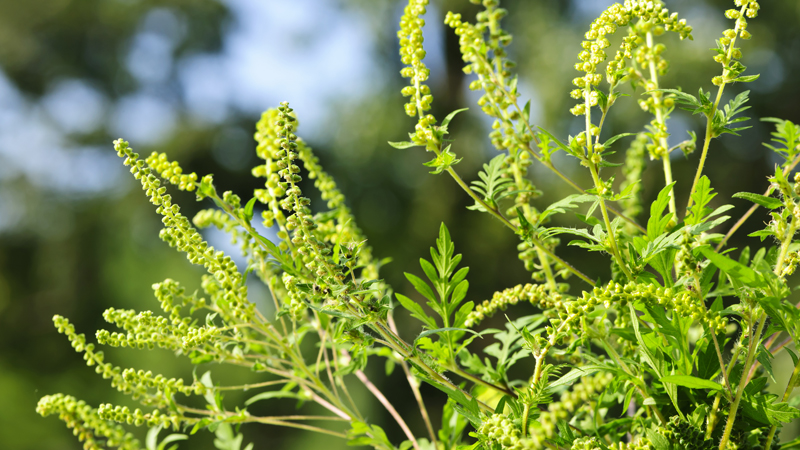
[38,1,800,450]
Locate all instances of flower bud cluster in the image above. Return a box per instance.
[399,0,438,146]
[153,279,206,321]
[620,134,647,223]
[145,151,198,192]
[445,4,532,155]
[465,283,558,327]
[36,394,140,450]
[120,367,201,398]
[193,208,253,259]
[571,437,603,450]
[281,273,309,321]
[97,307,221,355]
[515,226,558,278]
[115,140,255,323]
[445,3,557,284]
[712,1,759,86]
[658,416,714,450]
[590,281,726,332]
[537,372,614,438]
[253,108,292,254]
[781,251,799,278]
[52,315,163,406]
[98,403,181,431]
[570,437,651,450]
[608,440,653,450]
[270,103,357,317]
[295,138,378,280]
[477,414,535,450]
[570,0,692,116]
[255,107,377,285]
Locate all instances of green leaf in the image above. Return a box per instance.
[388,141,421,149]
[733,192,783,209]
[467,154,514,212]
[686,175,715,226]
[243,389,304,405]
[648,88,700,107]
[423,144,462,174]
[539,194,595,223]
[441,107,469,130]
[404,272,437,303]
[536,126,573,155]
[253,233,286,264]
[734,74,760,83]
[243,197,256,222]
[659,375,723,391]
[740,392,800,425]
[424,383,481,426]
[395,293,437,328]
[647,182,676,240]
[781,435,800,449]
[450,279,469,307]
[419,258,438,284]
[414,327,479,346]
[158,433,188,450]
[646,427,672,450]
[546,365,608,392]
[697,246,766,289]
[630,304,661,378]
[602,132,636,147]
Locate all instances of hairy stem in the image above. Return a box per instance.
[718,311,763,450]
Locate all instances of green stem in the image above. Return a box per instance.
[449,365,514,397]
[472,51,646,234]
[589,163,633,280]
[645,31,677,218]
[583,91,632,280]
[601,339,666,424]
[388,313,438,448]
[687,3,748,213]
[718,312,764,450]
[522,403,531,437]
[361,310,496,413]
[764,358,800,449]
[707,344,743,438]
[442,162,595,286]
[686,116,716,213]
[180,405,349,438]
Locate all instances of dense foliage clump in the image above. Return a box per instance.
[38,1,800,450]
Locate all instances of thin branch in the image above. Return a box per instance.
[355,369,421,450]
[388,313,438,447]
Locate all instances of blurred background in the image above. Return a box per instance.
[1,0,798,448]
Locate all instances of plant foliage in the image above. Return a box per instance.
[37,1,800,450]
